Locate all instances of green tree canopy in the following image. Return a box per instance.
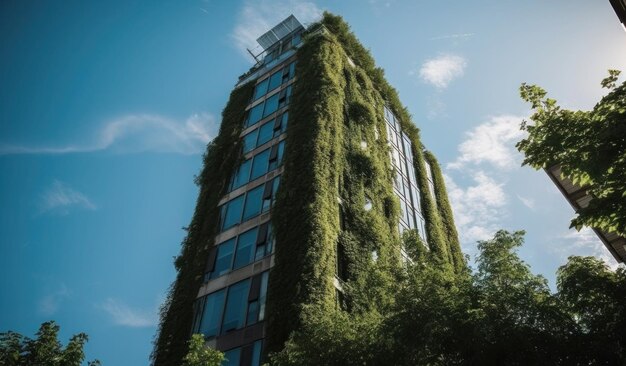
[517,70,626,236]
[0,321,100,366]
[269,230,626,366]
[181,334,223,366]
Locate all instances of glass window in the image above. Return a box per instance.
[231,159,251,191]
[288,61,296,78]
[221,279,251,333]
[199,289,226,338]
[253,79,269,101]
[399,199,408,226]
[268,141,285,171]
[411,184,421,213]
[246,300,259,325]
[250,149,270,181]
[222,347,241,366]
[211,238,235,279]
[255,223,273,260]
[263,93,279,118]
[233,227,257,270]
[258,271,269,321]
[268,70,282,91]
[274,112,288,137]
[243,184,264,221]
[246,103,264,127]
[243,130,258,153]
[257,120,274,147]
[221,195,244,230]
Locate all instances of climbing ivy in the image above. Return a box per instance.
[153,11,464,365]
[267,12,464,357]
[152,82,254,366]
[424,151,465,272]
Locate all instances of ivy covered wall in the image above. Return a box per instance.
[266,12,465,355]
[151,82,254,366]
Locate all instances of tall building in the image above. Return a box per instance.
[152,13,463,366]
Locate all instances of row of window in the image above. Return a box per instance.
[192,272,269,339]
[205,222,275,282]
[221,176,281,232]
[252,62,296,101]
[242,112,288,154]
[383,107,428,243]
[221,340,263,366]
[245,85,293,128]
[263,33,301,64]
[230,141,285,191]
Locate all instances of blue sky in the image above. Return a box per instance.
[0,1,624,365]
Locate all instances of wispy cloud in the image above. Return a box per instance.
[232,0,322,60]
[38,284,70,316]
[415,54,467,89]
[0,112,216,155]
[447,115,525,170]
[40,180,96,215]
[445,171,507,249]
[99,298,157,328]
[429,33,474,41]
[553,228,620,270]
[517,194,536,210]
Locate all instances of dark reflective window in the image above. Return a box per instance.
[243,130,258,153]
[211,238,235,279]
[257,119,274,147]
[198,289,225,338]
[246,103,264,127]
[263,94,279,118]
[230,159,251,191]
[268,71,282,92]
[223,347,241,366]
[233,227,257,270]
[221,279,250,333]
[250,149,270,181]
[253,79,269,101]
[221,195,244,230]
[242,184,264,221]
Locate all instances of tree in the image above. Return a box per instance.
[557,256,626,364]
[0,321,100,366]
[181,334,224,366]
[517,70,626,236]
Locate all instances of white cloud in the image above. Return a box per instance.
[38,284,70,316]
[0,113,217,155]
[232,0,322,60]
[447,115,526,170]
[517,195,536,210]
[99,298,157,328]
[429,33,475,41]
[554,228,620,270]
[417,54,467,89]
[445,171,506,249]
[40,180,96,215]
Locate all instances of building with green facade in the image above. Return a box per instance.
[152,13,463,366]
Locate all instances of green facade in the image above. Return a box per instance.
[152,13,463,366]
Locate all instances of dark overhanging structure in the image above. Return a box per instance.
[610,0,626,31]
[546,165,626,263]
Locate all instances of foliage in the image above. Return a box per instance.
[152,82,255,366]
[266,12,464,355]
[181,335,223,366]
[0,321,100,366]
[270,230,626,366]
[557,256,626,364]
[517,70,626,236]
